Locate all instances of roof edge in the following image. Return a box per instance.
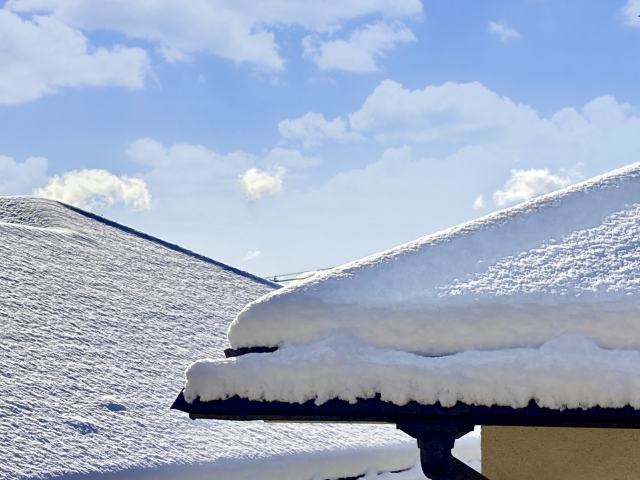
[326,161,640,276]
[55,201,279,289]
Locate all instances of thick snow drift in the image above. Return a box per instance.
[183,163,640,410]
[186,333,640,410]
[228,163,640,355]
[0,197,417,480]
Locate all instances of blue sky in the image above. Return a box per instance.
[1,0,639,276]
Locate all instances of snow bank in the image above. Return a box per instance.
[357,428,480,480]
[69,442,418,480]
[228,163,640,354]
[0,197,415,480]
[185,333,640,409]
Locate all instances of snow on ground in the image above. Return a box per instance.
[228,163,640,355]
[364,429,480,480]
[0,197,420,480]
[184,163,640,410]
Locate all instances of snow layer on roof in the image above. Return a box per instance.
[228,163,640,355]
[0,197,415,480]
[185,333,640,410]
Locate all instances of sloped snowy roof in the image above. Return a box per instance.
[228,162,640,355]
[0,197,415,480]
[183,163,640,411]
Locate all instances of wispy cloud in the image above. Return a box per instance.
[278,112,361,148]
[243,250,262,261]
[0,155,48,195]
[303,21,415,73]
[488,21,521,41]
[622,0,640,27]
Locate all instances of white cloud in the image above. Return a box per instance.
[348,79,538,144]
[0,10,149,104]
[245,83,640,273]
[242,250,262,261]
[0,154,151,214]
[285,79,544,147]
[472,194,485,210]
[128,138,313,204]
[0,155,48,194]
[493,169,572,206]
[623,0,640,26]
[264,147,320,169]
[131,138,242,173]
[239,167,284,200]
[126,139,315,202]
[303,21,415,73]
[488,21,521,41]
[126,137,171,168]
[6,0,422,71]
[127,137,252,197]
[283,80,540,146]
[68,84,640,276]
[35,169,151,211]
[278,112,360,147]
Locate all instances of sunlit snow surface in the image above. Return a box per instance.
[0,197,419,480]
[187,333,640,409]
[185,164,640,410]
[228,163,640,354]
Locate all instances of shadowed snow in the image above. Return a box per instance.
[0,197,416,480]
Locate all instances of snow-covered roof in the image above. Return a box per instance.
[0,197,415,480]
[183,163,640,411]
[228,163,640,355]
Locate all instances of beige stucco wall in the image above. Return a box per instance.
[482,426,640,480]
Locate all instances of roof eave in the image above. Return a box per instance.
[171,390,640,429]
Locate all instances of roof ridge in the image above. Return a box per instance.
[52,200,279,288]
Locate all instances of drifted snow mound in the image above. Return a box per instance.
[228,163,640,355]
[0,197,417,480]
[186,333,640,410]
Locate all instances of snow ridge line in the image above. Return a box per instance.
[58,201,279,288]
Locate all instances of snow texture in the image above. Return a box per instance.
[228,163,640,355]
[184,164,640,410]
[186,332,640,409]
[0,197,416,480]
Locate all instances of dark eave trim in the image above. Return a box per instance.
[224,345,278,358]
[171,390,640,430]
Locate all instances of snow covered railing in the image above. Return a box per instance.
[172,388,640,479]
